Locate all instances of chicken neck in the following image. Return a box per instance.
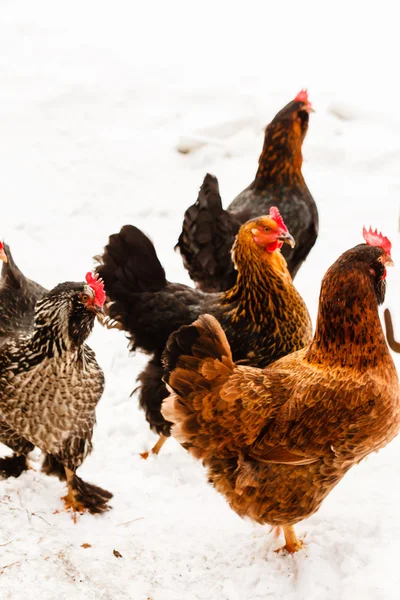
[252,123,306,190]
[222,242,304,326]
[306,267,390,370]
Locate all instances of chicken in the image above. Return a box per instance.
[95,208,312,456]
[383,309,400,352]
[0,241,75,480]
[162,227,398,553]
[0,241,46,342]
[0,271,112,514]
[176,91,318,292]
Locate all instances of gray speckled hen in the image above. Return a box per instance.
[176,90,318,292]
[0,271,112,514]
[0,241,88,483]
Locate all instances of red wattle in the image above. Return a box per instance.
[266,240,282,253]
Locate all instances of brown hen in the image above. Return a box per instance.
[162,228,399,552]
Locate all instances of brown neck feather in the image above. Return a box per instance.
[253,122,305,189]
[221,237,304,323]
[306,266,390,370]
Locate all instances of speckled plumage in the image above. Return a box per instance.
[162,243,400,548]
[0,280,112,512]
[96,219,312,439]
[176,97,318,292]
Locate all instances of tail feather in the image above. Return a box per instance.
[162,314,235,451]
[1,243,21,287]
[136,356,172,437]
[176,174,241,292]
[0,243,47,340]
[95,225,167,331]
[1,243,44,294]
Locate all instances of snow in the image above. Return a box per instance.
[1,1,400,598]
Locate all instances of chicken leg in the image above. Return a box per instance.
[278,525,303,553]
[140,434,168,459]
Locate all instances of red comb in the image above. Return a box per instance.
[85,272,105,307]
[362,227,392,256]
[294,89,309,103]
[0,242,3,250]
[269,207,288,232]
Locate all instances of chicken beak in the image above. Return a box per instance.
[279,232,296,248]
[300,103,314,114]
[384,256,395,267]
[0,247,7,263]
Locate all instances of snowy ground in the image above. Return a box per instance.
[1,2,400,599]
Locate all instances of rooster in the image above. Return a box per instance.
[95,208,312,457]
[0,271,112,514]
[176,91,318,292]
[162,228,398,553]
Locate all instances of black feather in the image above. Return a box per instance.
[176,174,241,292]
[0,243,47,342]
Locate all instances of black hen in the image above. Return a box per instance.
[176,90,318,292]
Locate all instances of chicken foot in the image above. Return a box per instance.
[140,434,168,459]
[276,525,303,553]
[62,467,113,518]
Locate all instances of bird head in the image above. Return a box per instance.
[0,241,7,263]
[243,207,295,253]
[34,273,105,350]
[363,227,393,272]
[269,89,313,140]
[322,228,394,309]
[361,227,394,302]
[255,90,314,183]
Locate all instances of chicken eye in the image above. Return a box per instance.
[264,227,270,232]
[81,294,89,303]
